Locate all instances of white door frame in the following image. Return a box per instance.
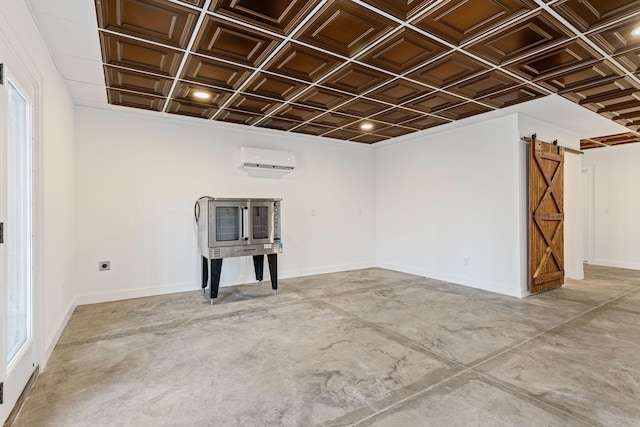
[581,165,595,265]
[0,12,44,423]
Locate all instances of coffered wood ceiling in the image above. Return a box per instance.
[94,0,640,145]
[580,132,640,149]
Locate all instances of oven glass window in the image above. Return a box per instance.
[216,207,240,241]
[253,206,268,239]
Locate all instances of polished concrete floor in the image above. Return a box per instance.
[11,265,640,426]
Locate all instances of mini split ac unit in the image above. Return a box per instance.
[238,147,297,177]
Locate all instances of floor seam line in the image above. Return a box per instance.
[469,370,598,426]
[348,370,468,426]
[469,286,640,370]
[314,299,467,369]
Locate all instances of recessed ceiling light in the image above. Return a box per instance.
[632,25,640,36]
[360,122,374,131]
[192,91,211,100]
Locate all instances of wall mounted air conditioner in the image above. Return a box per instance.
[239,147,297,177]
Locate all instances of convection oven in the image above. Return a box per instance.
[195,197,282,303]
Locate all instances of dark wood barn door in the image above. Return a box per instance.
[529,137,565,294]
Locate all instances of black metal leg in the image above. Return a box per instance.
[267,254,278,294]
[253,255,264,282]
[201,256,208,292]
[210,258,223,303]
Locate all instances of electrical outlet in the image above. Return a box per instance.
[99,261,111,271]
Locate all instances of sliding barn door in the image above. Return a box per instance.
[529,138,564,294]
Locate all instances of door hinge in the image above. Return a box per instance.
[0,63,3,85]
[0,381,3,404]
[0,222,3,244]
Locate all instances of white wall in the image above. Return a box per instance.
[376,115,525,297]
[0,0,76,364]
[582,143,640,270]
[73,107,376,303]
[518,114,583,281]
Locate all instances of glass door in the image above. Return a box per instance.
[0,42,37,424]
[249,201,274,245]
[208,200,248,247]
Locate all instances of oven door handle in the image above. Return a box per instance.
[241,207,249,240]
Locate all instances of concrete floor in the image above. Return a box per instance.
[10,265,640,426]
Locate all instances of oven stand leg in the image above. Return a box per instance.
[253,255,264,282]
[267,254,278,296]
[201,256,209,296]
[210,258,223,304]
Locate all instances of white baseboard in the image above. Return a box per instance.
[74,281,198,306]
[44,298,77,368]
[593,259,640,271]
[376,262,524,298]
[280,262,376,279]
[70,262,377,307]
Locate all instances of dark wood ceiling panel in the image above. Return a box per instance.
[209,0,321,35]
[561,77,640,105]
[552,0,640,32]
[264,42,342,82]
[335,98,389,117]
[226,94,282,114]
[270,104,323,122]
[104,66,173,96]
[614,49,640,73]
[406,51,490,88]
[536,60,625,93]
[96,0,198,49]
[193,16,281,67]
[366,78,430,104]
[179,0,206,7]
[107,88,165,111]
[100,33,184,76]
[309,112,359,127]
[324,128,364,140]
[373,125,417,138]
[216,109,261,125]
[465,11,574,65]
[350,134,389,143]
[291,87,352,109]
[180,55,252,90]
[243,72,307,100]
[506,40,602,80]
[343,119,388,133]
[297,0,396,57]
[319,63,393,95]
[412,0,537,46]
[478,84,548,107]
[290,123,332,136]
[436,102,493,119]
[166,100,218,119]
[588,17,640,55]
[172,81,233,106]
[401,115,451,130]
[256,117,303,131]
[361,0,435,20]
[580,140,602,149]
[446,70,521,99]
[403,91,466,113]
[358,28,448,74]
[371,107,423,124]
[581,132,640,149]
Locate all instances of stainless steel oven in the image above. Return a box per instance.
[195,197,282,303]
